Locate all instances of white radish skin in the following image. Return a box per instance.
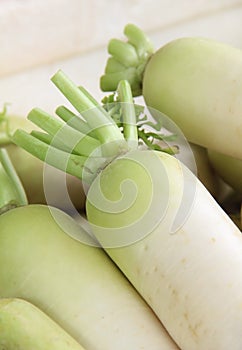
[86,150,242,350]
[0,205,179,350]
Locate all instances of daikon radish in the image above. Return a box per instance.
[101,24,242,160]
[0,298,86,350]
[12,71,242,350]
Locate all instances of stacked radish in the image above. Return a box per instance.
[11,65,242,350]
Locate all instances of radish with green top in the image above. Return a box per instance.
[0,149,179,350]
[12,71,242,350]
[0,298,86,350]
[100,23,242,160]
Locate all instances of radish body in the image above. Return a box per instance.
[0,204,179,350]
[101,25,242,160]
[0,298,85,350]
[142,37,242,159]
[86,149,242,350]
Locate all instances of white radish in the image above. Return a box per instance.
[86,149,242,350]
[101,24,242,160]
[12,69,242,350]
[0,204,180,350]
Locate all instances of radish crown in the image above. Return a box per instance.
[100,24,154,96]
[11,70,177,186]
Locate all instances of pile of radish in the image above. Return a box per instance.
[0,23,241,350]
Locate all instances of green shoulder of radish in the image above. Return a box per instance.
[0,146,179,349]
[11,70,242,350]
[100,23,242,161]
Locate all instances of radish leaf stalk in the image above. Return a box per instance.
[12,75,138,185]
[28,108,100,157]
[55,105,97,138]
[0,148,27,213]
[102,24,154,96]
[0,104,11,146]
[102,90,178,155]
[117,80,138,147]
[51,70,125,148]
[12,129,105,184]
[30,129,81,156]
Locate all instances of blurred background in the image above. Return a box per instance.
[0,0,242,116]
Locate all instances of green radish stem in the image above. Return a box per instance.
[124,23,154,58]
[0,112,86,210]
[11,73,178,185]
[55,105,97,138]
[12,76,148,183]
[28,108,100,157]
[104,57,126,73]
[13,129,104,184]
[30,130,76,154]
[51,70,125,148]
[107,39,139,67]
[55,84,105,139]
[117,80,138,149]
[0,104,11,145]
[101,24,154,96]
[78,86,100,107]
[0,148,27,213]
